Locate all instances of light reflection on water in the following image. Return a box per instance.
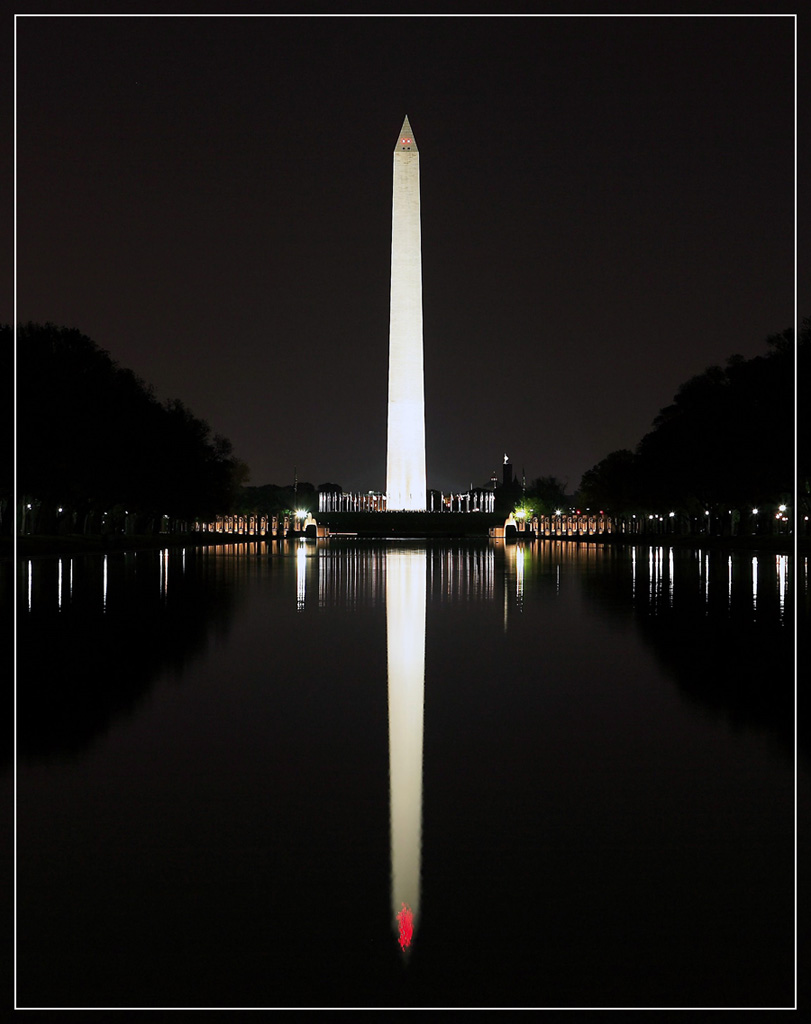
[19,542,799,618]
[14,539,800,1008]
[158,547,169,601]
[296,540,307,612]
[778,554,788,617]
[753,555,758,610]
[386,547,425,952]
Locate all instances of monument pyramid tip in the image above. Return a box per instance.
[396,115,417,152]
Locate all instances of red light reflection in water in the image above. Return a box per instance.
[397,903,414,949]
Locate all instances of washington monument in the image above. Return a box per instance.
[386,115,427,510]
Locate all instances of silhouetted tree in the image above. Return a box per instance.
[16,322,247,533]
[526,475,570,515]
[236,484,288,514]
[577,451,639,513]
[236,480,319,516]
[634,333,793,510]
[576,325,798,521]
[293,481,317,512]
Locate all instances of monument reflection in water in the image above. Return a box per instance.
[15,539,798,1007]
[386,547,426,953]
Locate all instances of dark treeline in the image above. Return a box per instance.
[508,474,570,516]
[13,322,248,536]
[13,319,802,539]
[233,481,344,517]
[576,322,804,530]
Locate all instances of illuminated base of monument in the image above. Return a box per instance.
[315,510,506,538]
[319,491,495,513]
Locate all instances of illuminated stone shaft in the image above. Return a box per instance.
[386,115,427,511]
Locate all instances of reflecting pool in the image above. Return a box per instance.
[12,540,802,1008]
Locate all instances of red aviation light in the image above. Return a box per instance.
[401,138,411,144]
[396,902,414,949]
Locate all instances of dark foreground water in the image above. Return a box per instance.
[10,540,803,1008]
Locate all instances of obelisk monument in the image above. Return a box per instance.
[386,116,427,510]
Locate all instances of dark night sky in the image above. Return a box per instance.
[14,13,799,494]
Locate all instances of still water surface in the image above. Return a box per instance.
[12,540,801,1008]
